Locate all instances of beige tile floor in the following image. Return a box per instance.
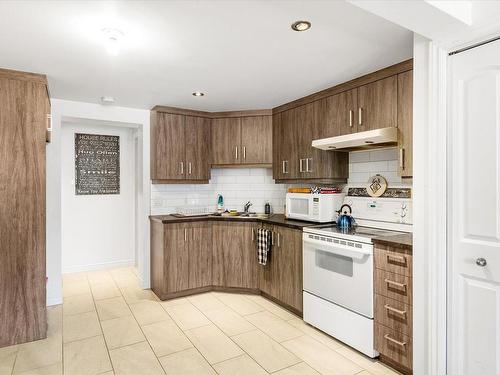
[0,267,401,375]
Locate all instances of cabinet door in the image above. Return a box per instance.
[275,226,303,312]
[300,101,349,180]
[212,222,257,289]
[323,89,358,137]
[152,113,185,179]
[398,71,413,178]
[241,116,272,164]
[279,108,301,178]
[357,76,397,131]
[188,222,212,289]
[164,224,189,293]
[185,116,211,180]
[211,118,241,165]
[272,113,283,179]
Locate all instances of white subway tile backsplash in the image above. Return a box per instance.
[349,151,371,163]
[151,167,286,215]
[369,148,398,162]
[348,148,403,185]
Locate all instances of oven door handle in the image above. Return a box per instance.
[303,237,371,260]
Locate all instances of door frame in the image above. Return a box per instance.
[412,34,448,375]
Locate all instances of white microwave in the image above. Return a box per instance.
[285,193,345,223]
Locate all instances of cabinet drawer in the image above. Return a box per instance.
[375,294,412,337]
[374,246,412,277]
[375,269,412,305]
[375,323,412,370]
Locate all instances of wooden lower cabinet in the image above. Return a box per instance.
[151,221,213,297]
[374,242,413,374]
[259,225,303,313]
[212,222,258,289]
[151,219,303,314]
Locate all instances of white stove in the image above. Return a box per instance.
[302,187,412,358]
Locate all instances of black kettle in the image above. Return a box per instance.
[336,204,356,229]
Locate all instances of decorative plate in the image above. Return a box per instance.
[367,174,388,197]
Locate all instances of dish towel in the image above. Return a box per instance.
[257,228,272,265]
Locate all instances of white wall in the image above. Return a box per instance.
[47,99,150,306]
[61,122,136,273]
[151,168,288,215]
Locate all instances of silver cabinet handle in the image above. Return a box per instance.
[243,146,246,160]
[299,158,304,173]
[282,160,289,174]
[349,110,353,127]
[188,162,192,175]
[386,253,406,264]
[384,304,407,316]
[384,334,406,347]
[271,232,275,246]
[180,161,184,174]
[358,107,362,125]
[306,158,313,172]
[235,146,238,160]
[277,232,280,247]
[251,228,254,242]
[385,279,407,290]
[399,148,405,170]
[184,228,187,242]
[476,258,487,267]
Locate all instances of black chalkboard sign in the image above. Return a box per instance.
[75,133,120,195]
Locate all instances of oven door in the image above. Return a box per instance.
[303,233,374,318]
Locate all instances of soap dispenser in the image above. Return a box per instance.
[217,194,224,212]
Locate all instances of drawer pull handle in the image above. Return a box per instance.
[384,304,407,316]
[384,334,406,347]
[386,254,406,264]
[385,279,406,289]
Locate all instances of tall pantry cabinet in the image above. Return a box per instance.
[0,68,50,347]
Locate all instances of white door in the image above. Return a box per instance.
[449,39,500,375]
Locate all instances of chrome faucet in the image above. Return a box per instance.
[243,201,253,214]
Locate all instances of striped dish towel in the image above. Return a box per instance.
[257,228,272,265]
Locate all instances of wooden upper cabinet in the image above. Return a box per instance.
[278,107,301,178]
[151,111,211,183]
[212,115,272,166]
[151,112,185,180]
[357,76,397,131]
[272,113,283,179]
[323,89,358,137]
[185,116,211,180]
[241,116,272,164]
[398,71,413,178]
[211,117,241,165]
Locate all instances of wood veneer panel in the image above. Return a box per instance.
[241,116,272,164]
[152,113,185,180]
[188,222,212,289]
[398,70,413,178]
[164,224,189,294]
[185,116,211,180]
[0,77,48,347]
[211,117,241,165]
[150,220,165,296]
[357,76,397,131]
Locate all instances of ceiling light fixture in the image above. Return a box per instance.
[291,20,311,32]
[192,92,205,97]
[102,28,124,56]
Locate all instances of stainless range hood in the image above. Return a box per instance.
[312,127,398,151]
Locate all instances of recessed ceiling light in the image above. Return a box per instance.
[102,28,124,56]
[291,20,311,32]
[192,92,205,97]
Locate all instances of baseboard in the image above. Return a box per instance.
[47,296,62,306]
[62,259,135,274]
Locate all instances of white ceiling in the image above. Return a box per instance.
[0,1,413,111]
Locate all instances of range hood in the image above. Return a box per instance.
[312,127,398,151]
